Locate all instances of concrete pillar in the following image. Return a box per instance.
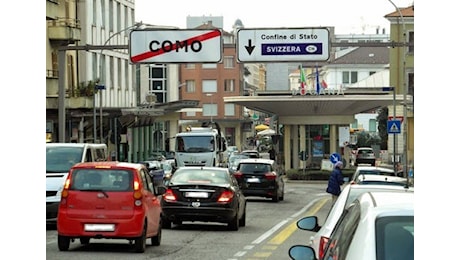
[283,125,291,171]
[292,125,299,169]
[330,125,338,155]
[299,125,306,169]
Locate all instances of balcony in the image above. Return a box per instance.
[46,76,95,110]
[47,18,81,44]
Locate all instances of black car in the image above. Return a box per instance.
[233,158,284,202]
[161,167,247,231]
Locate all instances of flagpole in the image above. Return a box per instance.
[315,63,320,95]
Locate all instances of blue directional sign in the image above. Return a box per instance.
[237,28,330,62]
[330,152,341,164]
[387,120,401,134]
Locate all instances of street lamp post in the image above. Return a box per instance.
[94,22,144,143]
[206,93,214,122]
[387,0,408,177]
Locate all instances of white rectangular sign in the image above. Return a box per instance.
[129,29,222,63]
[237,27,330,62]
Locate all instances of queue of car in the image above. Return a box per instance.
[53,143,412,257]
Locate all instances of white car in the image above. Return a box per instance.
[290,191,414,260]
[350,166,397,183]
[303,183,414,259]
[355,174,409,186]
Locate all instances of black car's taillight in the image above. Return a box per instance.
[264,172,277,180]
[163,188,177,202]
[217,190,234,203]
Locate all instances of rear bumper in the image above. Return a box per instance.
[162,206,237,223]
[242,188,277,198]
[355,158,375,164]
[57,212,145,238]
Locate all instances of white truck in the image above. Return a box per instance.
[174,122,227,167]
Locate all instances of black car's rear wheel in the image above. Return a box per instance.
[228,213,239,231]
[239,205,246,227]
[272,189,279,202]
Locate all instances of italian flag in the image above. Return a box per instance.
[299,65,307,95]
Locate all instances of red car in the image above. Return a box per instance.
[57,161,166,253]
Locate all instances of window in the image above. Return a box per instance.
[342,71,358,84]
[202,80,217,93]
[108,0,113,32]
[376,216,414,260]
[185,80,195,93]
[224,79,235,92]
[202,63,217,69]
[116,2,121,32]
[185,111,196,117]
[369,119,377,132]
[203,103,217,117]
[407,72,414,97]
[148,65,167,103]
[323,202,361,259]
[185,63,195,69]
[224,103,235,116]
[407,31,414,54]
[224,56,234,68]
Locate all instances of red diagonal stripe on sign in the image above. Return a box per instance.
[130,30,221,63]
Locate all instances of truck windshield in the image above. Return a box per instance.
[46,147,84,173]
[177,136,215,152]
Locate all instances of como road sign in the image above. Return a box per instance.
[237,27,330,63]
[129,29,222,64]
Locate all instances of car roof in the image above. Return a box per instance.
[356,174,407,183]
[175,166,229,172]
[72,161,144,170]
[355,166,394,173]
[240,150,259,153]
[357,147,373,151]
[238,158,274,164]
[46,143,107,148]
[356,191,414,214]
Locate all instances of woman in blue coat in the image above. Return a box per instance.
[326,161,344,204]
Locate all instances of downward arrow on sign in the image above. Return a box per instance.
[245,39,255,55]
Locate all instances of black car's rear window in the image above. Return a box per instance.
[71,169,133,191]
[239,163,270,173]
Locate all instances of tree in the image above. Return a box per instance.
[356,131,381,147]
[377,107,388,150]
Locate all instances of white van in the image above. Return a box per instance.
[46,143,107,225]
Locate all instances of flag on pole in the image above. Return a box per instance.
[315,65,320,94]
[299,65,307,95]
[321,79,328,89]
